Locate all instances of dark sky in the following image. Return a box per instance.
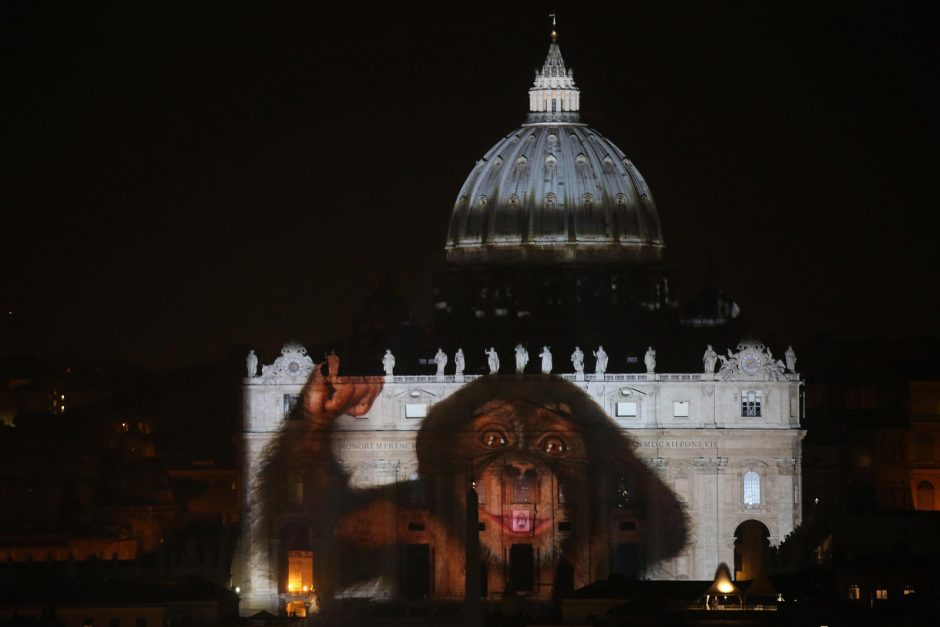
[3,2,937,369]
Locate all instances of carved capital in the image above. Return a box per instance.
[693,456,728,471]
[776,458,797,475]
[642,457,669,471]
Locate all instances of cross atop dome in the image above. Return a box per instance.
[528,18,580,123]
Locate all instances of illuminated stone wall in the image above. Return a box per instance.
[236,343,803,614]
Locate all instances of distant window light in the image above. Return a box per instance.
[474,310,485,318]
[673,401,690,417]
[875,588,888,600]
[616,401,638,417]
[742,390,762,417]
[405,403,428,419]
[744,470,761,508]
[517,310,531,318]
[434,301,447,310]
[848,585,860,600]
[494,308,509,317]
[903,586,915,596]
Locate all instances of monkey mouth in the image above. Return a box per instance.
[482,510,552,537]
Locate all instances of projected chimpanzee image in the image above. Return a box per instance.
[253,373,688,606]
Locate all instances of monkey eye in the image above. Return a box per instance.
[481,430,509,449]
[541,436,567,457]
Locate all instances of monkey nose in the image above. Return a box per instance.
[506,460,537,477]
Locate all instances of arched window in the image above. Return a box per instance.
[743,470,761,509]
[917,481,934,511]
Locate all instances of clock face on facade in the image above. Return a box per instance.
[739,351,762,375]
[288,361,300,374]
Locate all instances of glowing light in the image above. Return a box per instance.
[235,586,240,594]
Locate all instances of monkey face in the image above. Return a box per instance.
[461,400,587,561]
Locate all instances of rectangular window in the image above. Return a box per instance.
[875,588,888,600]
[616,401,638,417]
[673,401,689,417]
[743,470,761,509]
[512,475,532,503]
[405,403,428,418]
[848,585,860,600]
[741,391,762,417]
[284,394,301,420]
[288,476,303,507]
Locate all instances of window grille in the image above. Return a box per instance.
[743,470,761,509]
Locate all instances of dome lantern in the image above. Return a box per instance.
[528,31,580,123]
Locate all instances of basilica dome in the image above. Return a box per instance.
[445,37,665,266]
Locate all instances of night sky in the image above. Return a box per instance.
[3,3,937,369]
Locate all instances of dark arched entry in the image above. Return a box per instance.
[733,520,770,581]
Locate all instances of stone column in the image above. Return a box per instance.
[692,457,722,580]
[775,458,798,541]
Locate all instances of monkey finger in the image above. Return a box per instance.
[344,381,383,417]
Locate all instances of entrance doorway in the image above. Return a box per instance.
[401,543,431,599]
[733,520,770,580]
[509,544,534,593]
[612,542,642,579]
